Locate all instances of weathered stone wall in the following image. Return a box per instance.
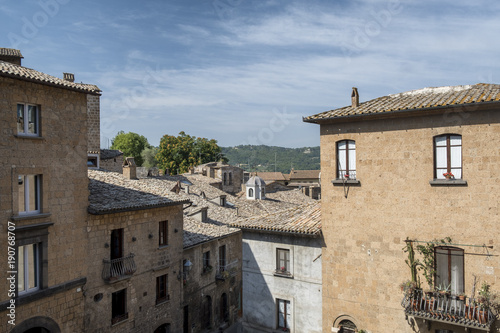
[182,232,243,333]
[319,105,500,332]
[87,94,100,153]
[0,76,89,332]
[100,155,124,173]
[85,205,184,333]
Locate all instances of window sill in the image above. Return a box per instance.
[111,313,129,326]
[10,213,51,221]
[429,179,468,186]
[273,271,294,279]
[331,179,360,185]
[155,295,170,306]
[14,134,43,140]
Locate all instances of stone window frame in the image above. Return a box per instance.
[111,288,128,325]
[159,220,168,247]
[274,245,293,278]
[202,250,211,273]
[87,153,100,169]
[11,167,51,221]
[156,273,169,305]
[16,103,41,137]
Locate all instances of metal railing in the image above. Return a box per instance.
[216,260,239,280]
[102,253,137,282]
[402,291,496,330]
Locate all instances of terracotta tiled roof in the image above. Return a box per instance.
[183,217,241,248]
[230,202,321,236]
[304,83,500,123]
[0,60,101,95]
[256,172,286,181]
[289,169,320,180]
[0,48,23,58]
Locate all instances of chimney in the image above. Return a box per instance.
[63,73,75,82]
[188,207,208,222]
[122,157,137,179]
[0,48,23,65]
[351,87,359,108]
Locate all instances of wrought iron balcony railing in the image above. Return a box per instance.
[102,253,137,282]
[216,260,239,281]
[402,291,496,331]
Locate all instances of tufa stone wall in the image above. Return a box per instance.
[318,105,500,332]
[87,94,100,153]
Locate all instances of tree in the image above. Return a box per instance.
[141,147,159,168]
[110,131,151,166]
[156,131,226,175]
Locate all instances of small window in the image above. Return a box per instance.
[228,173,232,185]
[248,188,254,197]
[203,251,211,273]
[159,221,168,247]
[218,245,226,273]
[277,299,291,331]
[338,320,357,333]
[223,173,227,185]
[18,175,40,215]
[435,247,464,295]
[17,103,40,136]
[87,154,99,168]
[337,140,356,179]
[156,274,169,304]
[112,288,128,324]
[276,248,290,274]
[18,243,40,294]
[434,134,462,179]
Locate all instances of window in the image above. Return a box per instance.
[202,296,212,328]
[276,248,290,274]
[435,247,464,295]
[228,173,232,185]
[111,229,123,260]
[18,243,40,294]
[159,221,168,247]
[220,293,229,322]
[338,320,357,333]
[223,173,227,185]
[203,251,211,273]
[17,103,39,136]
[248,188,254,198]
[111,288,128,324]
[434,134,462,179]
[277,299,291,331]
[218,245,226,272]
[18,175,40,215]
[87,154,99,168]
[337,140,356,179]
[156,274,169,304]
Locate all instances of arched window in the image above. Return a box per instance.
[337,140,356,179]
[434,134,462,179]
[154,323,171,333]
[223,173,227,185]
[339,319,357,333]
[248,188,254,197]
[228,173,233,185]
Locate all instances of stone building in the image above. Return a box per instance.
[231,202,322,333]
[0,48,100,332]
[99,149,124,172]
[194,162,244,194]
[304,84,500,332]
[86,169,189,332]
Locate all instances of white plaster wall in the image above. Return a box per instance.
[241,232,322,333]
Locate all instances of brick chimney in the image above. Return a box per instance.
[351,87,359,108]
[122,157,137,179]
[63,73,75,82]
[0,48,23,65]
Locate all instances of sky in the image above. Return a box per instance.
[1,0,500,148]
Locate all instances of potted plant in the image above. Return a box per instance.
[443,172,454,180]
[436,283,451,297]
[475,282,500,322]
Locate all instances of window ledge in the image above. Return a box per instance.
[14,134,43,140]
[273,271,294,279]
[155,296,170,306]
[429,179,468,186]
[331,179,360,185]
[10,213,51,221]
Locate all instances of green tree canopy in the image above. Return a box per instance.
[141,147,159,168]
[156,131,226,175]
[110,131,151,166]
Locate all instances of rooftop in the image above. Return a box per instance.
[304,83,500,123]
[0,60,101,95]
[230,202,321,236]
[0,48,23,58]
[289,169,320,180]
[100,149,124,160]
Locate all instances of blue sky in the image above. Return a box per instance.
[1,0,500,148]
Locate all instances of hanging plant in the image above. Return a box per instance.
[416,237,452,291]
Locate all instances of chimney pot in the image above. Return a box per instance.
[63,73,75,82]
[122,157,137,179]
[351,87,359,108]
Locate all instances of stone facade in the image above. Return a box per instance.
[307,86,500,332]
[195,162,244,194]
[0,73,96,332]
[182,231,243,333]
[85,205,185,332]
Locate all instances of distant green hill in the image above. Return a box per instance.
[221,145,320,174]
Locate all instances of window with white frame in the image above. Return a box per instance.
[18,175,40,215]
[435,247,464,295]
[17,103,39,136]
[276,248,290,274]
[337,140,356,179]
[277,298,291,331]
[18,243,40,294]
[434,134,462,179]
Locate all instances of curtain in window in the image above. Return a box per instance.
[337,140,356,179]
[435,247,464,295]
[278,299,291,329]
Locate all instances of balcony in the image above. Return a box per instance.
[215,260,239,281]
[102,253,137,283]
[402,291,496,331]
